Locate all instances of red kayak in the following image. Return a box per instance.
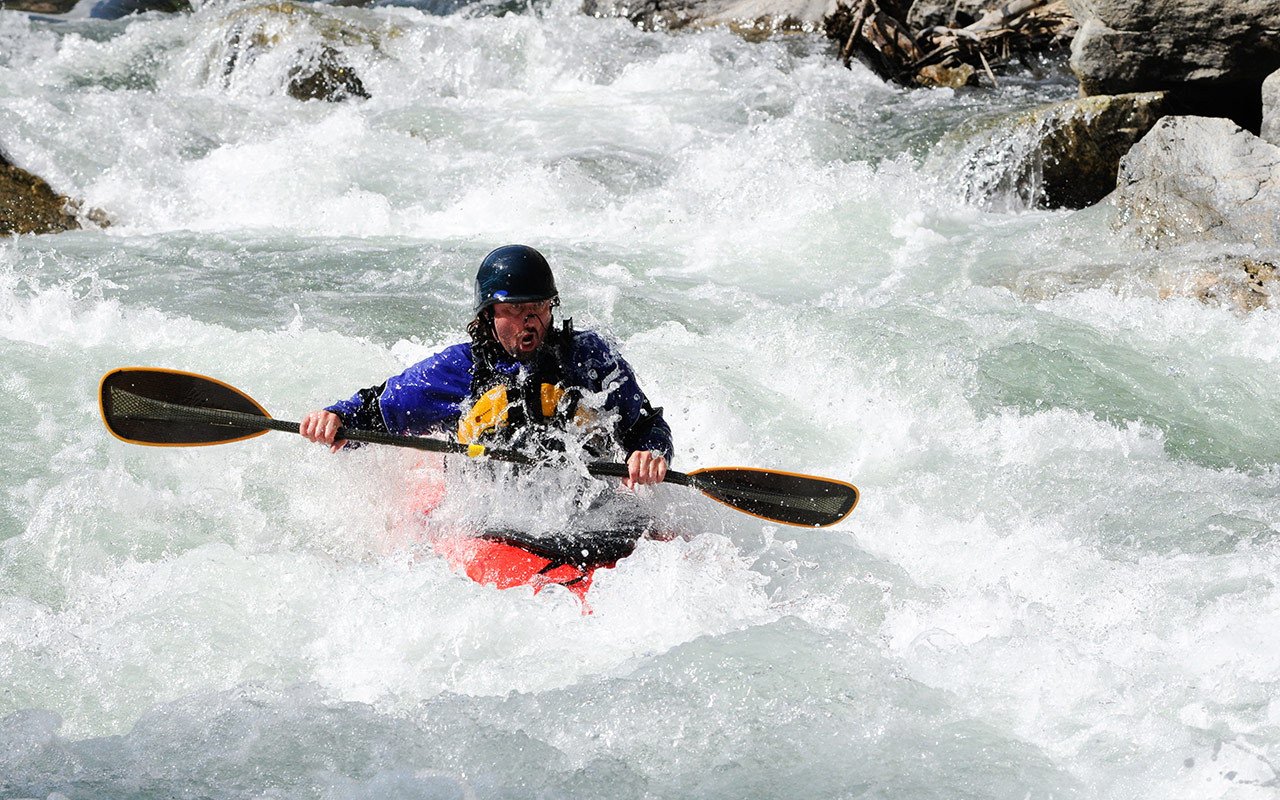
[431,527,644,605]
[408,460,649,606]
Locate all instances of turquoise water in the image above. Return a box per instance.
[4,2,1280,797]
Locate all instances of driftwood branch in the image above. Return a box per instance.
[824,0,1076,88]
[840,0,872,66]
[966,0,1052,33]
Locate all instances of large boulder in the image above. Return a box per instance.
[216,3,371,102]
[1109,115,1280,251]
[931,91,1170,210]
[1066,0,1280,127]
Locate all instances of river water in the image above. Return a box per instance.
[3,1,1280,797]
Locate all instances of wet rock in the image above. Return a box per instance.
[1066,0,1280,128]
[0,0,190,17]
[1110,115,1280,251]
[934,91,1170,210]
[918,62,977,88]
[286,43,369,101]
[1262,69,1280,148]
[217,3,373,102]
[0,0,80,13]
[1033,92,1172,209]
[1152,257,1278,313]
[0,155,108,236]
[1013,247,1280,313]
[580,0,661,29]
[1,158,79,236]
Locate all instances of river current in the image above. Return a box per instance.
[3,1,1280,797]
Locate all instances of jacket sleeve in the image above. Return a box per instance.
[324,381,390,433]
[572,331,674,463]
[326,344,473,437]
[622,399,674,463]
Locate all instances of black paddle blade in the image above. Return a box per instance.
[688,467,859,528]
[100,368,272,446]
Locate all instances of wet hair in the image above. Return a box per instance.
[467,309,507,368]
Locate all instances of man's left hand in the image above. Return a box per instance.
[625,450,668,489]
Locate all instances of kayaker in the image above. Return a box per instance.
[299,244,672,489]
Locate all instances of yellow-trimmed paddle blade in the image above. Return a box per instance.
[686,466,859,527]
[100,368,274,446]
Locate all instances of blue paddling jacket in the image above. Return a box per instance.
[326,323,674,462]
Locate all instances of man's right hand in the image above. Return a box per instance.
[299,410,347,453]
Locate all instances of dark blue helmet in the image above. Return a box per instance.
[473,245,558,315]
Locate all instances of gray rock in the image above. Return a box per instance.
[932,91,1171,210]
[1263,69,1280,147]
[1066,0,1280,97]
[1110,115,1280,251]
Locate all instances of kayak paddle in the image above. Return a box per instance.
[99,367,859,528]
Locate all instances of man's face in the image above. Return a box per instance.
[492,300,553,359]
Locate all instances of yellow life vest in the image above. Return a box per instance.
[457,381,594,445]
